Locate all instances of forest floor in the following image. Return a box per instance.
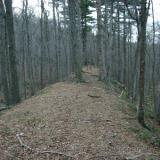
[0,66,160,160]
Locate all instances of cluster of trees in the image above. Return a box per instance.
[95,0,160,126]
[0,0,20,105]
[0,0,159,126]
[0,0,96,105]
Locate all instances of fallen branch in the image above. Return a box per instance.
[37,150,74,158]
[88,94,101,98]
[16,133,34,151]
[81,70,98,77]
[0,107,9,112]
[119,90,124,98]
[125,153,158,160]
[122,116,137,120]
[87,154,124,160]
[87,153,159,160]
[82,119,112,123]
[16,133,159,160]
[16,133,75,159]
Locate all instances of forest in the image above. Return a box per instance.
[0,0,160,159]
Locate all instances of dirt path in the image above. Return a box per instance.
[0,67,159,160]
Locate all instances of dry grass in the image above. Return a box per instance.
[0,66,159,160]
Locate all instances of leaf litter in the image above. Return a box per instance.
[0,67,159,160]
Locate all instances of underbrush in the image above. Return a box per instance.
[121,95,160,148]
[105,79,160,148]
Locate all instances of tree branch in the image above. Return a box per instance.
[124,0,139,23]
[16,133,75,159]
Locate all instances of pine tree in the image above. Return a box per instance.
[80,0,95,65]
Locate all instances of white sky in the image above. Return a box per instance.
[12,0,160,22]
[149,0,160,22]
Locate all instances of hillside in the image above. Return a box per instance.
[0,67,159,160]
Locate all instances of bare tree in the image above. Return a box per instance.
[5,0,20,105]
[96,0,107,81]
[125,0,150,126]
[68,0,83,81]
[138,0,150,126]
[0,0,10,105]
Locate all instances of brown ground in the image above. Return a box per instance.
[0,67,159,160]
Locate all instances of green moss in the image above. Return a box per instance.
[138,129,152,142]
[128,127,140,134]
[128,127,152,141]
[128,126,160,147]
[106,80,160,148]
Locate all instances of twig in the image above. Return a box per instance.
[125,153,156,160]
[88,94,101,98]
[82,119,112,123]
[16,133,33,151]
[86,154,123,160]
[37,150,74,159]
[87,153,159,160]
[119,90,124,98]
[16,133,159,160]
[16,133,75,159]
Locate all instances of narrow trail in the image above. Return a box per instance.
[0,67,159,160]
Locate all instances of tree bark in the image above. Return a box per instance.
[96,0,107,81]
[138,0,148,126]
[0,0,10,105]
[68,0,83,81]
[5,0,20,105]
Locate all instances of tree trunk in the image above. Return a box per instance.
[5,0,20,105]
[0,0,10,105]
[40,0,45,89]
[52,0,59,82]
[68,0,83,81]
[96,0,107,81]
[138,0,148,126]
